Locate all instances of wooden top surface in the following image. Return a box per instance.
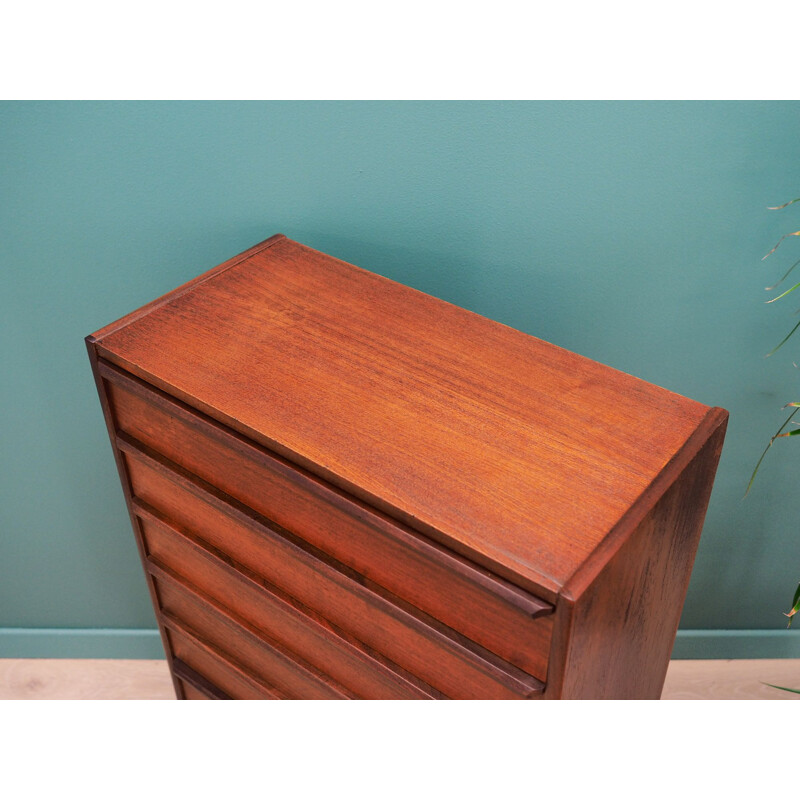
[91,235,725,599]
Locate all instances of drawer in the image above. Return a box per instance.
[165,622,279,700]
[129,461,542,699]
[102,360,553,681]
[153,570,353,699]
[178,680,212,700]
[137,497,441,701]
[172,660,229,699]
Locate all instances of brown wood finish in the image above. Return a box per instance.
[87,234,728,699]
[134,482,541,700]
[172,659,231,700]
[545,412,728,699]
[144,524,441,700]
[153,573,352,700]
[111,404,552,680]
[178,681,214,700]
[165,619,282,700]
[133,474,545,695]
[101,362,553,677]
[93,235,713,598]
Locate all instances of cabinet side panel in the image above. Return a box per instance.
[85,337,182,699]
[551,414,727,699]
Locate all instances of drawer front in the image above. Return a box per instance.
[153,571,352,699]
[165,624,278,700]
[102,361,553,681]
[138,503,439,700]
[131,466,541,699]
[178,681,211,700]
[172,659,230,699]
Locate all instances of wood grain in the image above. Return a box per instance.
[146,535,441,700]
[154,573,353,699]
[86,234,728,699]
[171,659,230,700]
[165,621,281,700]
[103,363,553,678]
[546,415,727,699]
[177,679,213,700]
[135,489,543,699]
[92,236,717,597]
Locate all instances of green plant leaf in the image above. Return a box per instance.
[762,682,800,694]
[765,318,800,356]
[767,198,800,210]
[785,582,800,629]
[763,232,800,260]
[766,280,800,303]
[746,407,800,495]
[765,257,800,291]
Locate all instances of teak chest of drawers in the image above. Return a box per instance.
[86,234,727,700]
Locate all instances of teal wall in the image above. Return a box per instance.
[2,101,800,658]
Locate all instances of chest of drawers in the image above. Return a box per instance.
[86,234,727,699]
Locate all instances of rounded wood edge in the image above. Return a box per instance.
[559,405,729,604]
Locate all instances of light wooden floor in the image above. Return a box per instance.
[0,658,798,699]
